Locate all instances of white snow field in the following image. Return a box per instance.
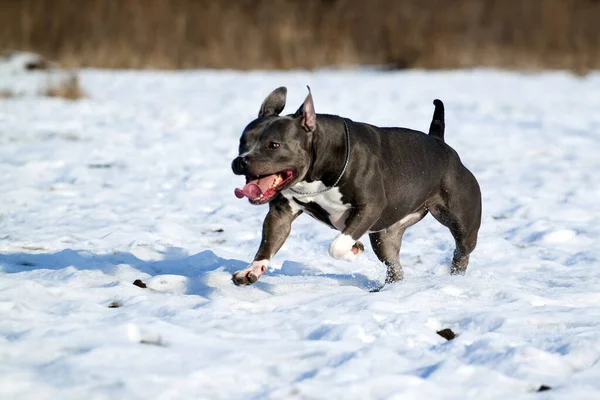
[1,67,600,400]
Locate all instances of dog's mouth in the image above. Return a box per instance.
[234,169,297,204]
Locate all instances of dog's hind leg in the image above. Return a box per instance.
[429,165,482,275]
[369,210,428,285]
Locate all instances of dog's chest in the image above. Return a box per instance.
[282,181,351,231]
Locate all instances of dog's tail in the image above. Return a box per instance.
[428,99,445,141]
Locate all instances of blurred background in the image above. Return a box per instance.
[2,0,600,73]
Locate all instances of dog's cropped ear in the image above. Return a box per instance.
[259,87,287,117]
[294,86,317,132]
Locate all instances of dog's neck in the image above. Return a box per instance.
[305,115,351,186]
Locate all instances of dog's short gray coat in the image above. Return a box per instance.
[231,87,481,287]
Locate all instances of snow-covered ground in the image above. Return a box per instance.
[1,67,600,399]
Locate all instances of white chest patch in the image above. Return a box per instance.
[282,181,352,231]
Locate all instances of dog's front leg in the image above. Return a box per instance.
[232,197,301,286]
[329,205,381,262]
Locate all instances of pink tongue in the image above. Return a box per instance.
[234,183,263,199]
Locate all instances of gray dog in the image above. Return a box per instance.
[231,87,481,287]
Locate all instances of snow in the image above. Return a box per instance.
[0,51,54,74]
[1,66,600,399]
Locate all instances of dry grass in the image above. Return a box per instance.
[1,74,86,101]
[1,0,600,71]
[0,89,21,98]
[42,74,86,100]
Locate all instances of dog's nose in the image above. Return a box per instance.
[231,157,249,175]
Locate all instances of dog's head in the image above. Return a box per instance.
[232,86,317,205]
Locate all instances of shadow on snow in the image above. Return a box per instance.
[0,248,381,295]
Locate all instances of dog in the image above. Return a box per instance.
[231,87,481,287]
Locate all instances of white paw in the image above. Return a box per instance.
[232,259,269,286]
[329,234,359,262]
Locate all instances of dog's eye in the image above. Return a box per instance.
[268,142,281,150]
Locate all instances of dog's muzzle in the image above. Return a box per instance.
[231,157,249,175]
